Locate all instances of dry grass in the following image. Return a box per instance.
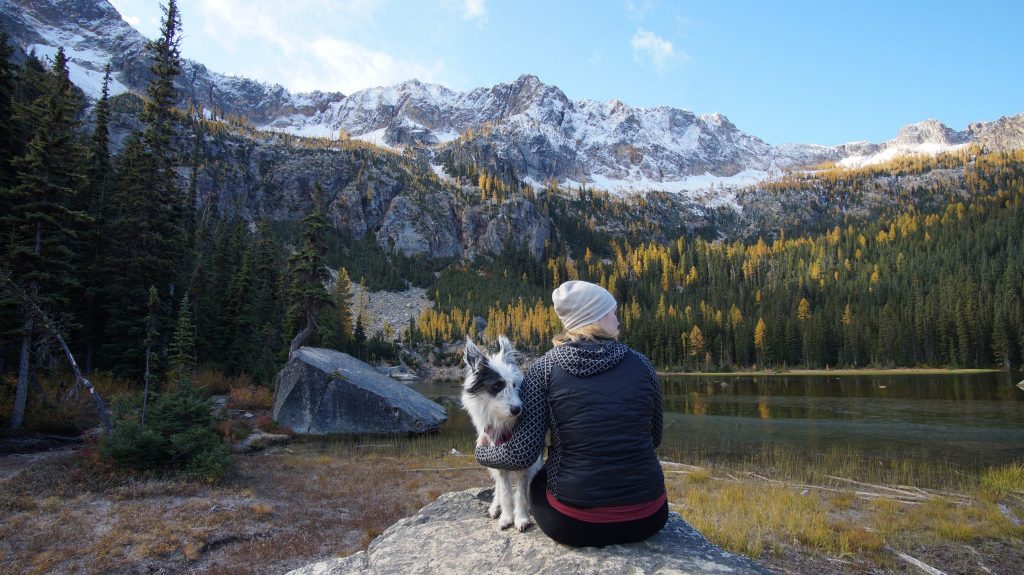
[2,437,1021,575]
[666,461,1024,574]
[980,461,1024,499]
[0,442,488,575]
[226,384,274,411]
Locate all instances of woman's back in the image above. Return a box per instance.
[545,341,664,507]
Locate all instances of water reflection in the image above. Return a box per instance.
[410,371,1024,468]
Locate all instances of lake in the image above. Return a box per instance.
[409,371,1024,470]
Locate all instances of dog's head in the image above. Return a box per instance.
[461,336,524,422]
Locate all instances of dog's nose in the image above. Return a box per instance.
[510,405,522,416]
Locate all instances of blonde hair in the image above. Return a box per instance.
[552,322,619,346]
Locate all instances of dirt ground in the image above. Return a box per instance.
[0,444,1021,575]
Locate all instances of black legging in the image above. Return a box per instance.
[529,467,669,548]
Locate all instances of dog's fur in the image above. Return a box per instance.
[462,336,543,531]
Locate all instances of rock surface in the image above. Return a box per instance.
[286,487,773,575]
[273,347,447,435]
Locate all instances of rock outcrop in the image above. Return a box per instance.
[286,487,773,575]
[273,347,446,435]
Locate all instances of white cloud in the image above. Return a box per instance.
[624,0,657,20]
[631,28,686,71]
[462,0,486,20]
[439,0,486,22]
[122,14,141,27]
[194,0,440,93]
[298,36,442,92]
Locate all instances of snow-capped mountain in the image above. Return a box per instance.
[3,0,1023,197]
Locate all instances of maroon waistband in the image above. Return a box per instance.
[546,489,667,524]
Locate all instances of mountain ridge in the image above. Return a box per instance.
[2,0,1023,197]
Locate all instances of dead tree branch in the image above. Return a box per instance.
[1,269,112,434]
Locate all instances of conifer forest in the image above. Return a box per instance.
[2,1,1023,437]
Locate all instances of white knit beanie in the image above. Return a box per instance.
[552,281,618,332]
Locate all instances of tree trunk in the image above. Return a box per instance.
[10,315,32,430]
[278,312,316,408]
[141,340,152,428]
[288,311,316,358]
[1,270,112,433]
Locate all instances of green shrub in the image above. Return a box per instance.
[99,385,232,481]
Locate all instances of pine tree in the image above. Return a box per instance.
[77,64,114,374]
[143,0,182,175]
[285,183,332,356]
[100,2,186,375]
[168,292,195,385]
[0,30,19,189]
[142,286,160,427]
[3,48,90,429]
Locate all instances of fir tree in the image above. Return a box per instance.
[142,286,160,427]
[3,48,90,429]
[168,291,195,385]
[285,183,332,356]
[77,64,114,374]
[0,30,19,189]
[100,1,186,375]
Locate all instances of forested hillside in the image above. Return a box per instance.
[3,11,1023,439]
[420,149,1024,371]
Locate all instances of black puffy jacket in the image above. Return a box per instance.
[476,340,665,507]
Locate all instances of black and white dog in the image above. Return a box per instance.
[462,336,543,531]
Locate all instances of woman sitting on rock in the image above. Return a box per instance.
[475,280,667,547]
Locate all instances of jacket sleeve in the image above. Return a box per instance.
[475,356,550,470]
[635,351,663,449]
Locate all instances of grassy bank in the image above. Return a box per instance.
[1,438,1021,575]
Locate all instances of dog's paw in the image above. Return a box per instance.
[514,517,531,532]
[498,514,515,530]
[488,503,501,519]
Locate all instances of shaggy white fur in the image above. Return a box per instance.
[462,336,543,531]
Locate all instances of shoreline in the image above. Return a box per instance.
[658,367,1006,376]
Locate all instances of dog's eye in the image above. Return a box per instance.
[491,381,506,393]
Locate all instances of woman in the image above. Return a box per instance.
[475,280,667,547]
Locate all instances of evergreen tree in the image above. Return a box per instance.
[285,183,332,356]
[3,48,90,429]
[100,1,186,375]
[77,64,114,374]
[142,286,160,427]
[0,30,19,189]
[168,291,195,385]
[223,221,284,383]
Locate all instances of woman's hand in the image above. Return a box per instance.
[476,433,492,448]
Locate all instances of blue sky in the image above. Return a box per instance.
[108,0,1023,146]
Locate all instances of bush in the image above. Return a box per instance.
[226,384,274,410]
[99,384,233,481]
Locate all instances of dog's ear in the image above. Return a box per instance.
[463,337,486,371]
[497,335,519,366]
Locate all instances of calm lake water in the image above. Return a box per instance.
[410,371,1024,469]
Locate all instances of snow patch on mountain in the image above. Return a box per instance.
[29,42,128,96]
[839,141,970,168]
[5,0,1022,200]
[354,128,393,148]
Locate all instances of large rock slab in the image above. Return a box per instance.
[273,347,447,435]
[286,487,773,575]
